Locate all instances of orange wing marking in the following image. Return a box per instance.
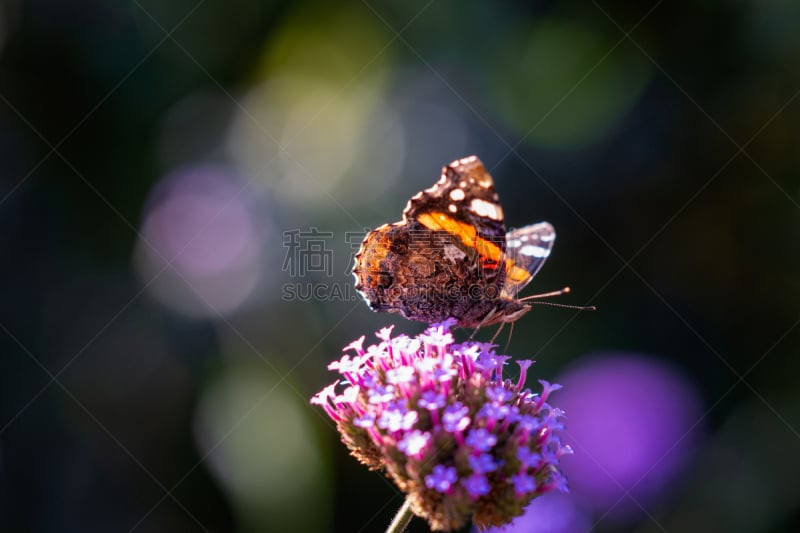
[416,211,534,284]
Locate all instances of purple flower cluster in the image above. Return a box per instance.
[311,319,572,531]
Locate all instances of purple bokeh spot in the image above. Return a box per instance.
[479,492,590,533]
[556,352,704,522]
[141,165,257,278]
[135,164,265,316]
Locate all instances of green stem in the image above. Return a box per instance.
[386,496,414,533]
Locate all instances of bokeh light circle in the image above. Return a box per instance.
[485,18,651,148]
[556,352,704,523]
[133,164,263,318]
[194,363,331,530]
[227,3,394,207]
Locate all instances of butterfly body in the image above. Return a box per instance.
[353,156,555,328]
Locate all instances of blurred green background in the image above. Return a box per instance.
[1,0,799,532]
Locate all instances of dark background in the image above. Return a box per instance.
[1,1,799,532]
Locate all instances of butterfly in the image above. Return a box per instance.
[353,155,575,329]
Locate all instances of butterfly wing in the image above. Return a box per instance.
[501,222,556,298]
[402,156,507,248]
[400,156,510,309]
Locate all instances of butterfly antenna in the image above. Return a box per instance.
[519,286,596,310]
[530,301,597,311]
[520,286,572,301]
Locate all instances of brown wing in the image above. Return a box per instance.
[402,156,507,249]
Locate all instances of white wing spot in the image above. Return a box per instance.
[449,188,466,201]
[520,244,550,258]
[470,198,503,221]
[540,232,555,242]
[459,181,467,188]
[444,245,466,261]
[448,203,457,213]
[507,239,521,247]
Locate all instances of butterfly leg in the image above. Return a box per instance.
[468,311,495,341]
[468,325,482,341]
[489,322,506,344]
[502,321,515,353]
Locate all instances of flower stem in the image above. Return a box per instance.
[386,496,414,533]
